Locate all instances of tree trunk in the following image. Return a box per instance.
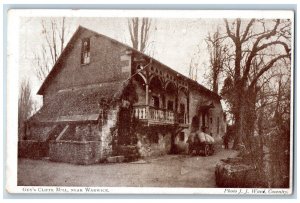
[232,79,244,149]
[212,75,219,93]
[232,84,257,148]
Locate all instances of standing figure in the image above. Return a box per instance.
[223,132,230,149]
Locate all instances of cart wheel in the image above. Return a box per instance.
[196,148,201,155]
[204,144,210,156]
[210,145,214,155]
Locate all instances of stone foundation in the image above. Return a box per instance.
[49,140,103,165]
[173,129,189,154]
[114,145,139,162]
[136,127,172,157]
[215,157,264,188]
[18,140,49,159]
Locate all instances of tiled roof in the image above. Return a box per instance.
[29,81,127,123]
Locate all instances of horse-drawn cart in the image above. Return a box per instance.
[187,131,215,156]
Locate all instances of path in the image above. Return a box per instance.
[18,148,238,187]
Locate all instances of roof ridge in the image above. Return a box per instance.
[37,25,221,99]
[78,26,221,99]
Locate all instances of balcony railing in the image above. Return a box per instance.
[133,105,175,124]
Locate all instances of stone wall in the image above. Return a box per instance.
[20,105,119,164]
[49,140,102,164]
[189,88,226,140]
[136,126,172,157]
[215,157,263,188]
[48,109,119,164]
[101,109,118,158]
[19,124,57,159]
[18,140,49,159]
[114,145,140,162]
[207,102,226,141]
[174,129,189,154]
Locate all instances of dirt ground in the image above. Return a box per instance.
[17,148,238,188]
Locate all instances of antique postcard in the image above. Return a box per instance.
[6,9,294,194]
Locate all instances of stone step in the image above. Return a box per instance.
[106,155,125,163]
[124,155,139,162]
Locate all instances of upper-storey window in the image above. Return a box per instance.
[81,38,90,65]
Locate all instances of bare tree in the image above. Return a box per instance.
[188,43,206,83]
[255,68,291,187]
[205,28,227,93]
[34,17,68,81]
[220,18,291,150]
[18,79,34,140]
[188,58,200,81]
[128,17,152,53]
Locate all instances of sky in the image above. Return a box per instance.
[19,16,223,107]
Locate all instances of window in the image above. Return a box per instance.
[81,38,90,64]
[167,100,174,111]
[151,96,160,109]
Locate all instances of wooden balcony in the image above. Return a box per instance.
[133,105,189,127]
[133,105,175,125]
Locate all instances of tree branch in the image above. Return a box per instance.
[224,19,236,41]
[241,19,255,43]
[242,19,282,82]
[249,54,290,89]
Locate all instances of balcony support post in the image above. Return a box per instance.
[145,84,149,106]
[145,84,149,119]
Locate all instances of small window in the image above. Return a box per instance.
[151,96,160,109]
[81,38,90,65]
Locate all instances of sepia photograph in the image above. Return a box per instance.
[6,9,294,194]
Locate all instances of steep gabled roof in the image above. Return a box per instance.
[37,26,82,95]
[37,25,221,100]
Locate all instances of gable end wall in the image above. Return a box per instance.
[43,29,131,103]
